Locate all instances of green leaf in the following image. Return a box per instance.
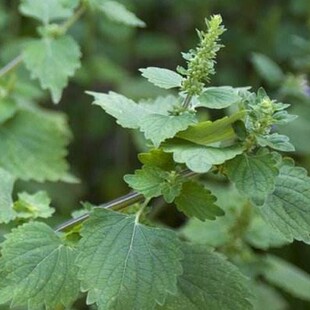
[157,244,253,310]
[0,109,71,182]
[163,140,244,173]
[196,86,241,109]
[76,209,183,309]
[23,36,81,103]
[0,222,80,309]
[138,149,175,171]
[0,99,17,125]
[100,1,145,27]
[140,67,183,89]
[89,92,178,129]
[226,153,279,205]
[176,111,245,146]
[0,168,16,223]
[139,112,196,147]
[13,191,54,219]
[175,181,223,220]
[124,166,182,203]
[19,0,75,24]
[263,255,310,301]
[257,133,295,152]
[251,53,284,86]
[258,161,310,243]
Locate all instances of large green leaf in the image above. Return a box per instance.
[157,244,253,310]
[163,139,243,173]
[196,86,241,109]
[100,1,145,27]
[226,153,279,205]
[263,255,310,301]
[23,36,81,103]
[176,111,245,146]
[76,209,183,310]
[0,109,71,181]
[139,112,196,147]
[140,67,183,89]
[258,161,310,243]
[175,181,223,220]
[0,222,80,309]
[0,168,16,223]
[19,0,75,24]
[0,99,17,125]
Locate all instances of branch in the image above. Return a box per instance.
[55,170,197,232]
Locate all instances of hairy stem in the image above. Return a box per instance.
[61,5,86,33]
[0,54,23,78]
[55,170,197,232]
[182,94,192,109]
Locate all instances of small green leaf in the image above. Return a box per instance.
[263,255,310,301]
[13,191,54,219]
[0,222,80,309]
[76,209,183,310]
[157,244,253,310]
[0,109,71,182]
[258,161,310,243]
[139,112,196,147]
[19,0,75,24]
[23,36,81,103]
[226,153,279,205]
[175,181,223,220]
[138,149,175,171]
[251,53,284,86]
[163,140,244,173]
[257,133,295,152]
[196,86,241,109]
[0,168,16,223]
[176,111,245,146]
[100,1,145,27]
[140,67,183,89]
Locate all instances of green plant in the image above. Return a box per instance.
[1,2,310,309]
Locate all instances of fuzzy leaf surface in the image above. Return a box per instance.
[196,86,241,109]
[76,209,183,310]
[0,109,71,181]
[0,168,16,223]
[23,36,81,103]
[19,0,75,24]
[259,161,310,243]
[140,67,183,89]
[226,153,279,205]
[175,181,223,220]
[0,222,80,309]
[163,140,243,173]
[263,255,310,301]
[100,1,145,27]
[157,244,253,310]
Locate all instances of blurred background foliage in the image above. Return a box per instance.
[1,0,310,309]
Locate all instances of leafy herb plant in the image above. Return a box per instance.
[0,3,310,309]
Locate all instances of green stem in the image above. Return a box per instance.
[135,198,151,223]
[182,94,192,109]
[55,169,197,232]
[60,5,86,33]
[0,54,23,78]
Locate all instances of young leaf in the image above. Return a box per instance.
[19,0,75,24]
[13,191,54,219]
[0,168,16,223]
[258,161,310,243]
[196,86,241,109]
[76,209,183,310]
[263,255,310,301]
[176,111,245,146]
[163,140,244,173]
[0,109,71,182]
[226,153,279,205]
[257,133,295,152]
[0,222,80,309]
[138,149,175,171]
[23,36,81,103]
[140,67,183,89]
[100,1,145,27]
[139,112,196,147]
[175,181,223,220]
[157,244,253,310]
